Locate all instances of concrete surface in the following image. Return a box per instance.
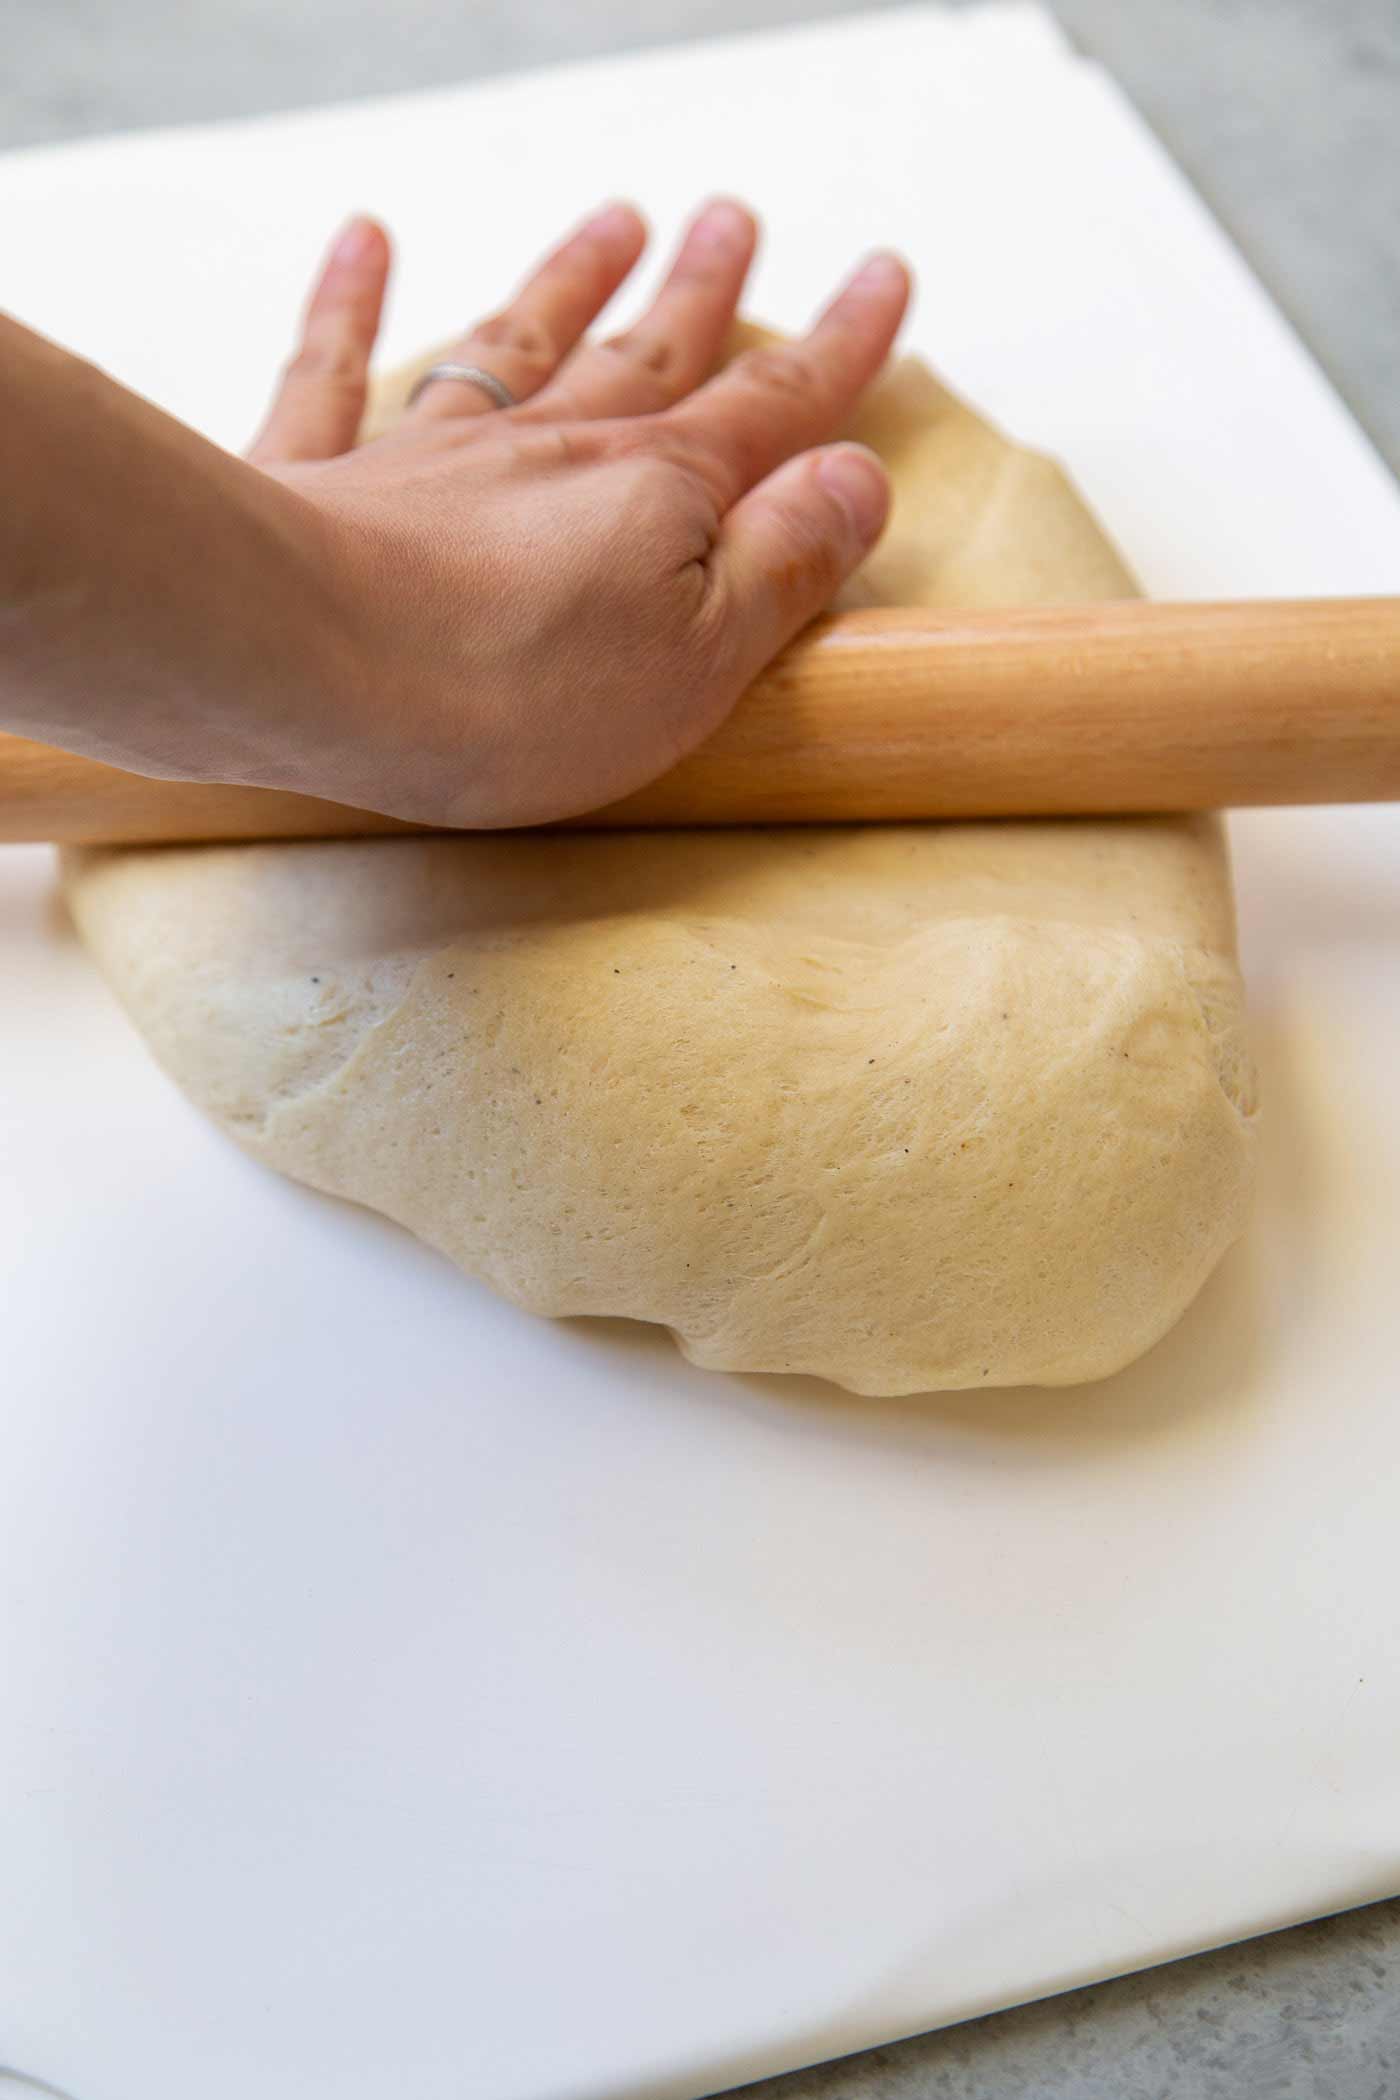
[734,1898,1400,2099]
[5,3,1399,2096]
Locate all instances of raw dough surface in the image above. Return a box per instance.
[66,336,1257,1394]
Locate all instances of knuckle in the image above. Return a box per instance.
[599,331,677,383]
[506,425,586,472]
[734,343,818,401]
[469,311,558,373]
[616,452,687,514]
[655,424,727,490]
[769,491,849,597]
[596,456,703,574]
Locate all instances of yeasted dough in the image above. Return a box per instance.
[65,331,1257,1394]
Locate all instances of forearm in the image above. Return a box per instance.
[0,311,357,784]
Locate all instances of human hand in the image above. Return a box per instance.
[248,200,911,827]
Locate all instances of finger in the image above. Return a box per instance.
[247,216,391,464]
[663,249,910,508]
[409,201,646,421]
[525,196,757,422]
[703,442,891,690]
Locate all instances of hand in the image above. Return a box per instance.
[247,200,911,827]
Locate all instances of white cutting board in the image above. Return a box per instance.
[2,9,1399,2098]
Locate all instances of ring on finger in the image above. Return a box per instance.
[407,362,519,411]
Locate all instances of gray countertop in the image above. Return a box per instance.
[7,3,1398,2094]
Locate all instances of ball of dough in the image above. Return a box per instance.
[64,331,1256,1394]
[67,818,1255,1393]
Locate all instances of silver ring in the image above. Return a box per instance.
[407,362,518,412]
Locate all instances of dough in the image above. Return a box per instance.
[65,335,1257,1395]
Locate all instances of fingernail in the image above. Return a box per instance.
[817,444,890,543]
[331,215,379,266]
[691,197,751,249]
[847,248,906,293]
[587,200,641,240]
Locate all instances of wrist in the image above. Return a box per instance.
[212,474,386,800]
[0,316,376,795]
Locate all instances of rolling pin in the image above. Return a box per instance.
[3,596,1398,845]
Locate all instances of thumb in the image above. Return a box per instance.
[703,441,890,686]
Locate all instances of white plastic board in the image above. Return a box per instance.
[2,9,1398,2099]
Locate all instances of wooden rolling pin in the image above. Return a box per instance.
[3,597,1398,845]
